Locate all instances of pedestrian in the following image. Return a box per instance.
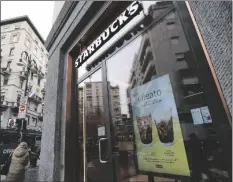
[6,142,29,182]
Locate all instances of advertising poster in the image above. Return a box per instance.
[130,74,190,176]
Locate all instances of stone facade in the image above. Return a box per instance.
[189,1,232,114]
[0,16,48,131]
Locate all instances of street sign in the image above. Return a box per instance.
[20,105,25,112]
[8,118,16,127]
[18,96,28,118]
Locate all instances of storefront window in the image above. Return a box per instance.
[78,70,115,182]
[77,1,231,182]
[105,1,231,182]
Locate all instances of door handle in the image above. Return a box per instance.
[99,138,108,164]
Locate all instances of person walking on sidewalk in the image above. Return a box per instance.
[6,142,29,182]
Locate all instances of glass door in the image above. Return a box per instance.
[78,69,115,182]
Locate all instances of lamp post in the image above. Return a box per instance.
[17,51,38,142]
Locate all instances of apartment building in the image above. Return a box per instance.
[78,82,121,133]
[0,16,48,131]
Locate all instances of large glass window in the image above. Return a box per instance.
[76,2,231,182]
[105,1,231,182]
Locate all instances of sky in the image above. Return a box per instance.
[1,1,55,40]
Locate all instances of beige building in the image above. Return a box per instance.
[0,16,48,131]
[78,82,121,120]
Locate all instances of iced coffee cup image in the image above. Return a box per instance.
[154,108,174,146]
[136,114,153,147]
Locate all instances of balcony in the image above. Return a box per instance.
[11,102,19,113]
[129,71,135,82]
[1,67,11,76]
[131,77,136,89]
[38,71,44,79]
[38,113,43,121]
[11,102,19,108]
[28,95,42,104]
[143,62,156,84]
[139,37,150,64]
[30,65,37,73]
[141,47,153,73]
[19,71,28,80]
[0,101,8,110]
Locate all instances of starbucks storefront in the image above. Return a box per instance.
[40,1,232,182]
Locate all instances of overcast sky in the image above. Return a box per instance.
[1,1,54,40]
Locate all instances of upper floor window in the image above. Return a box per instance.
[11,33,20,43]
[28,28,32,35]
[20,80,24,88]
[175,52,185,61]
[15,24,21,30]
[17,94,21,103]
[24,37,31,49]
[32,117,37,126]
[7,61,12,68]
[1,95,5,101]
[1,35,6,40]
[3,27,9,31]
[170,36,179,44]
[35,39,39,45]
[34,47,38,56]
[41,54,44,61]
[167,22,175,30]
[9,47,15,56]
[3,78,8,85]
[37,78,41,86]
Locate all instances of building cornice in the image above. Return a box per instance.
[1,15,45,44]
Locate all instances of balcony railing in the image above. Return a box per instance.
[1,67,12,75]
[143,63,156,84]
[11,102,19,108]
[0,101,8,107]
[38,72,45,79]
[19,71,28,80]
[28,95,42,103]
[141,47,153,73]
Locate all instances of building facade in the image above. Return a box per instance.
[0,16,48,131]
[40,1,231,182]
[52,1,66,26]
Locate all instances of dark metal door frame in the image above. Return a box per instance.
[77,61,116,182]
[72,2,232,181]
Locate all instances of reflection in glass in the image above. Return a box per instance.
[105,1,231,182]
[78,70,113,182]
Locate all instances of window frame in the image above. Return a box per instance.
[10,32,20,43]
[9,47,15,56]
[20,80,24,88]
[24,36,31,49]
[3,78,8,85]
